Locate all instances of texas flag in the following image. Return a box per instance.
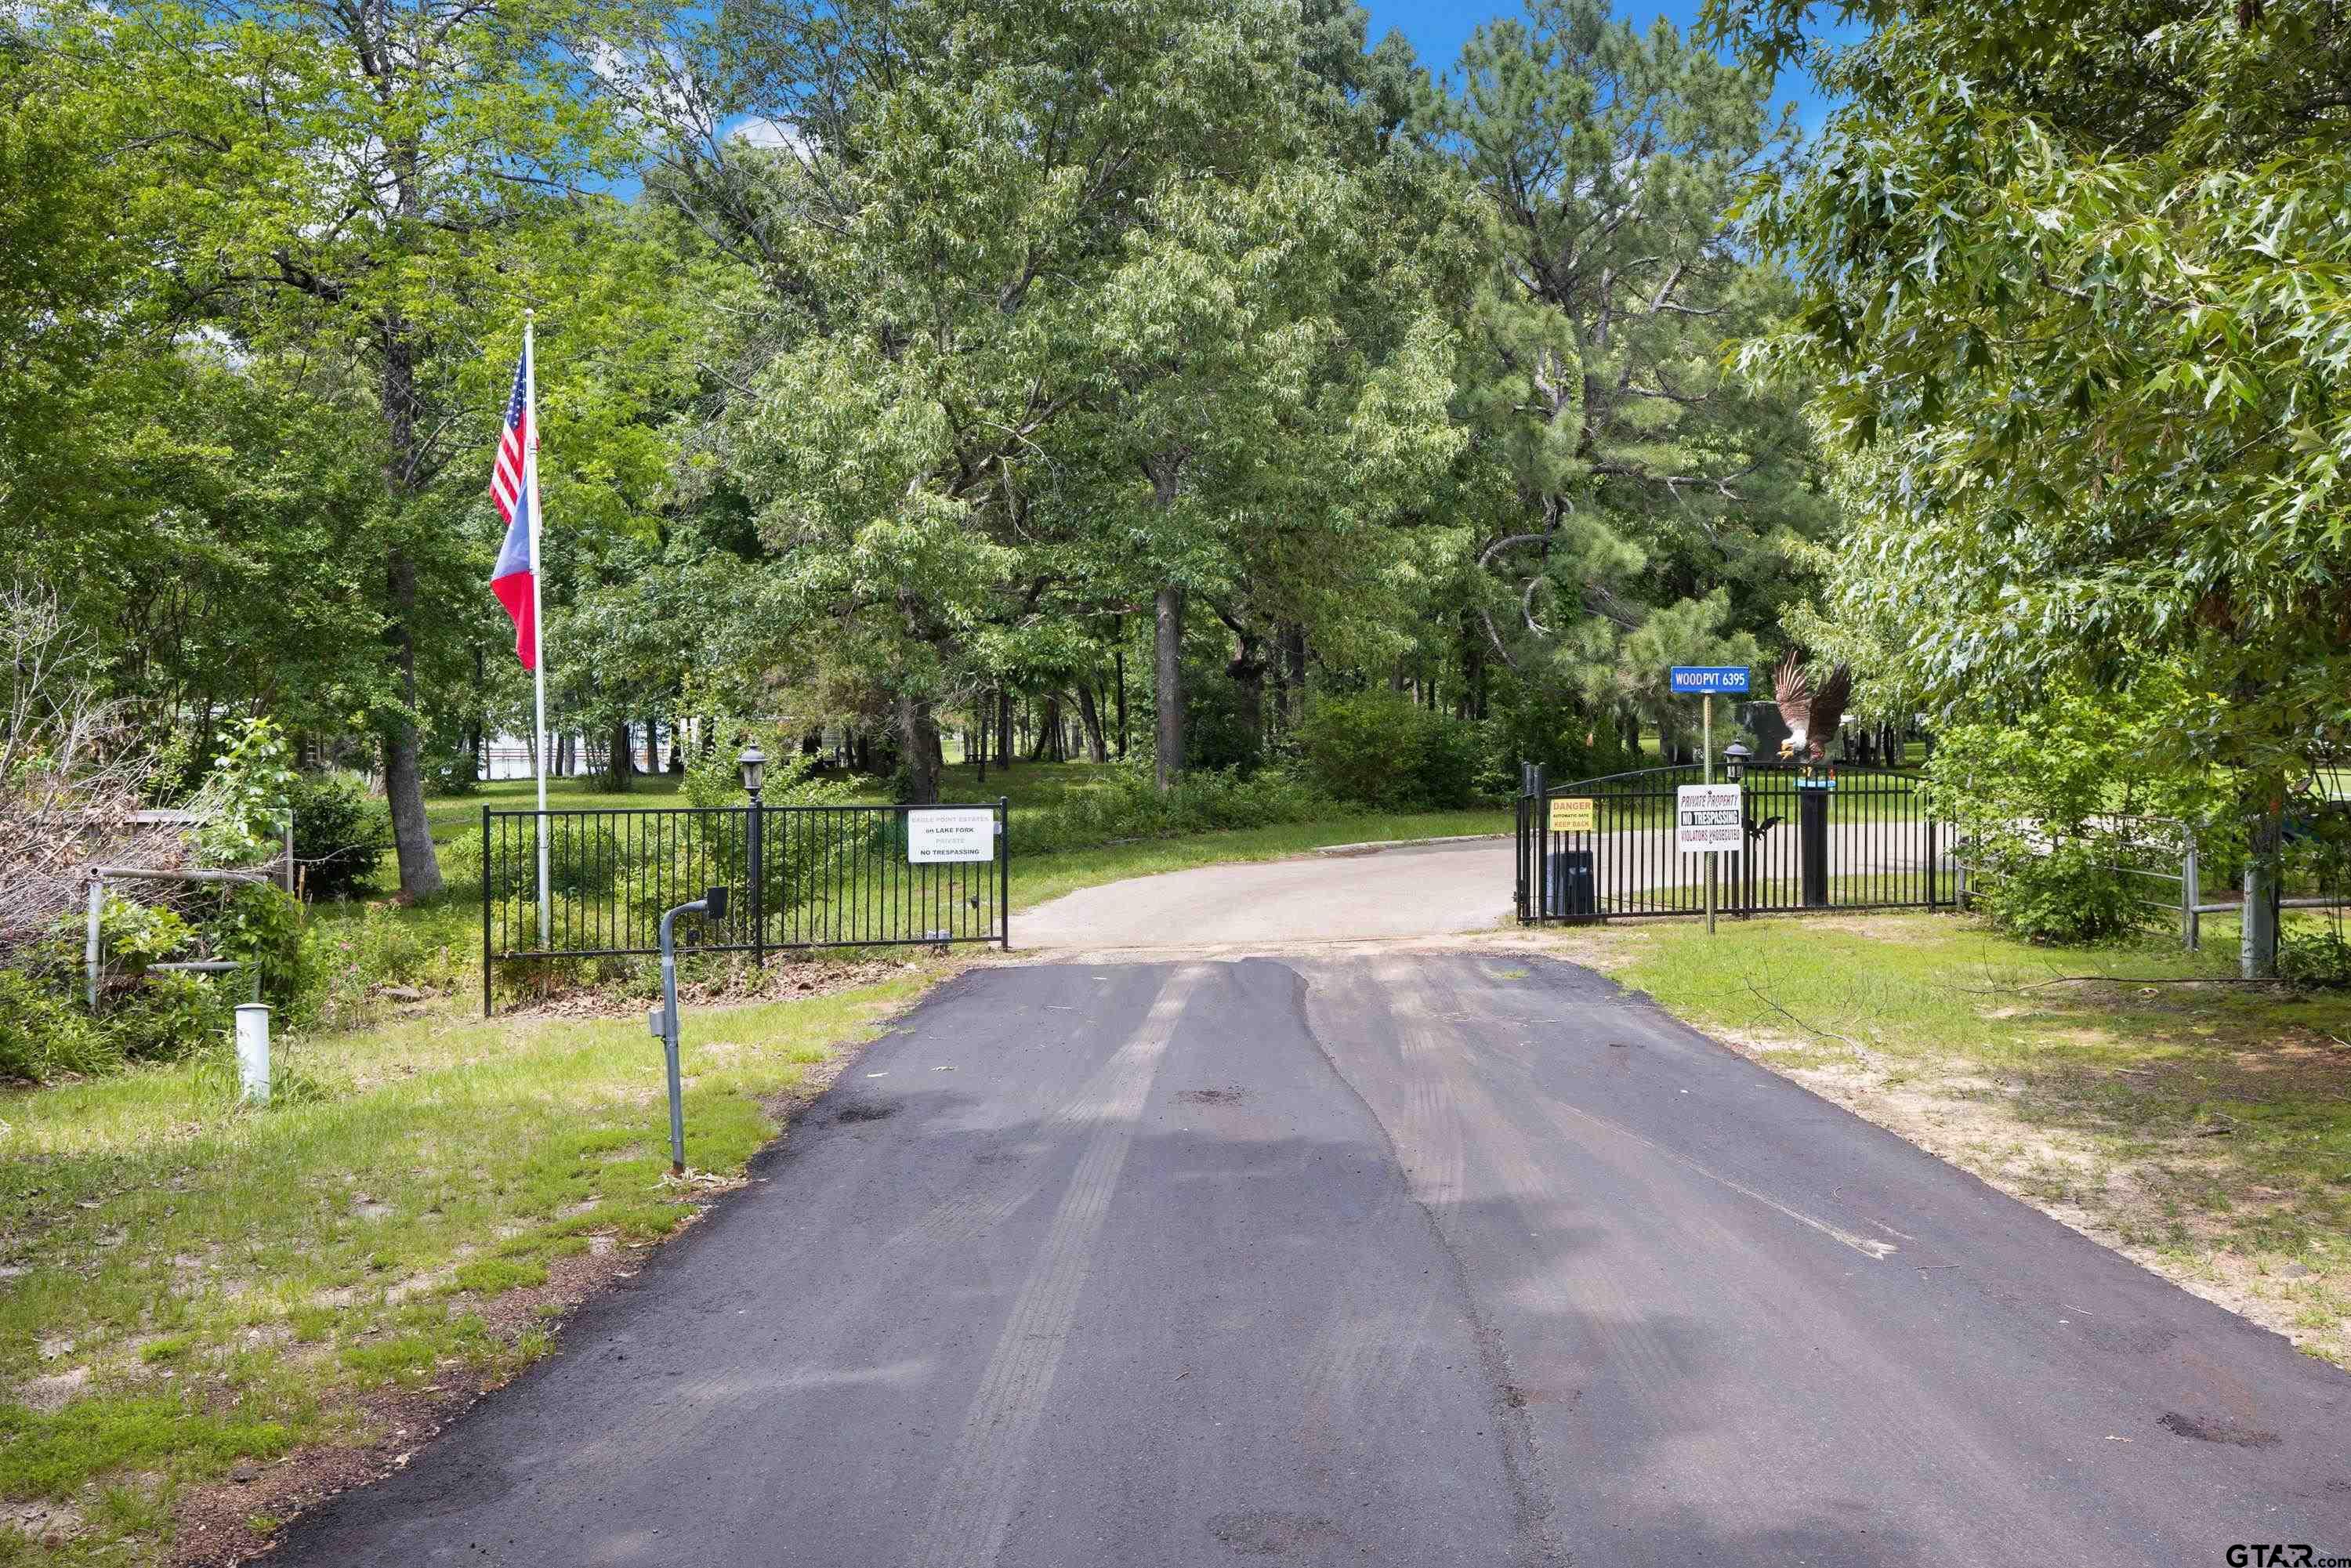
[488,348,538,668]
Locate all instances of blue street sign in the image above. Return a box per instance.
[1670,665,1751,695]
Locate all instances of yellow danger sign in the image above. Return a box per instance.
[1549,797,1596,834]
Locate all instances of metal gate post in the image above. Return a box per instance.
[2183,829,2201,951]
[1514,771,1533,926]
[1799,785,1830,908]
[1925,808,1940,910]
[1533,764,1549,922]
[480,805,493,1018]
[747,793,766,970]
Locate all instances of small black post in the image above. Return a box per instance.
[748,787,766,970]
[480,805,494,1018]
[998,796,1011,951]
[1925,803,1939,909]
[1533,763,1549,922]
[1799,783,1830,908]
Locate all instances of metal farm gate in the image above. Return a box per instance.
[481,800,1009,1013]
[1516,762,1949,924]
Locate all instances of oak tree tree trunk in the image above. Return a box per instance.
[1075,682,1110,762]
[899,693,940,803]
[1154,585,1184,791]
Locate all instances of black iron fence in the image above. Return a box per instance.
[481,800,1008,1013]
[1516,762,1947,923]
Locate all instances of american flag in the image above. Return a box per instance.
[489,344,539,668]
[490,351,531,524]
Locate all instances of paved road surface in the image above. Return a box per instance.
[1013,824,1957,951]
[279,954,2350,1567]
[1014,837,1517,949]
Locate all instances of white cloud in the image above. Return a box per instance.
[726,116,812,157]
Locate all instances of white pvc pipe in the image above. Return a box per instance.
[234,1004,271,1106]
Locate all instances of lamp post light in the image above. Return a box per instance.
[1723,742,1749,784]
[738,744,767,969]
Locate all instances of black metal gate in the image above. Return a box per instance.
[1515,762,1944,923]
[481,800,1009,1012]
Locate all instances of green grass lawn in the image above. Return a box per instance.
[0,963,941,1563]
[424,774,684,842]
[1550,911,2351,1365]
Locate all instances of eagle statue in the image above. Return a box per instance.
[1773,652,1852,762]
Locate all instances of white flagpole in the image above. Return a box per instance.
[525,310,550,948]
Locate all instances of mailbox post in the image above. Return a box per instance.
[650,885,728,1176]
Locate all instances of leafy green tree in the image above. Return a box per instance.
[1422,0,1827,740]
[676,0,1458,796]
[1712,0,2351,969]
[67,0,686,896]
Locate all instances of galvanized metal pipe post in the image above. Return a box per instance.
[2182,830,2201,951]
[747,787,764,972]
[653,886,727,1176]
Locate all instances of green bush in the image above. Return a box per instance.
[2278,928,2351,988]
[1972,838,2150,946]
[96,896,194,975]
[211,882,314,1017]
[1010,763,1331,854]
[102,972,235,1063]
[283,771,393,900]
[424,741,482,796]
[1484,673,1643,787]
[0,972,112,1081]
[1294,691,1482,810]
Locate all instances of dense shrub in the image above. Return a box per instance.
[306,899,471,1001]
[1011,763,1331,855]
[211,882,313,1015]
[0,965,235,1083]
[1483,673,1643,788]
[1294,692,1482,810]
[423,742,481,796]
[0,972,108,1081]
[1969,838,2150,945]
[103,972,236,1062]
[2278,928,2351,988]
[1183,668,1267,774]
[284,771,393,900]
[1922,683,2231,947]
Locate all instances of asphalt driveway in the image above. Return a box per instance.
[276,954,2351,1566]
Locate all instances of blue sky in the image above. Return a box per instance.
[1360,0,1855,132]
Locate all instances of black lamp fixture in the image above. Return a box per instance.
[737,743,768,800]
